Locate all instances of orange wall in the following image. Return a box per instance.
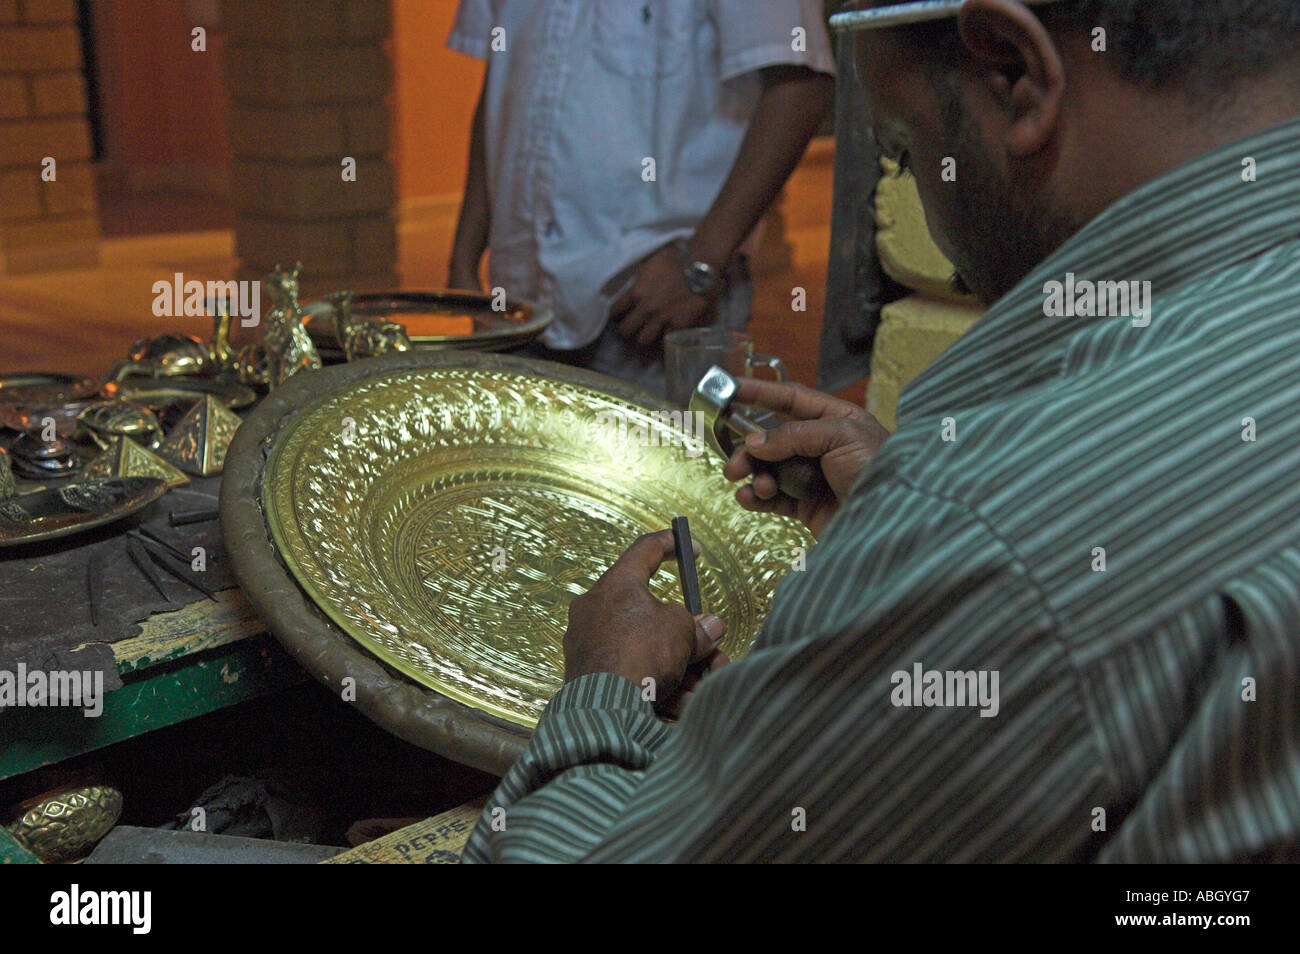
[391,0,484,201]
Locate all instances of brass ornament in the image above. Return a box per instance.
[5,784,123,864]
[76,400,165,450]
[156,394,242,476]
[108,333,213,381]
[262,367,812,726]
[330,289,412,361]
[6,431,80,479]
[210,306,236,370]
[261,262,321,388]
[77,436,189,489]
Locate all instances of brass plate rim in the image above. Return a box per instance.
[101,376,257,410]
[302,290,553,348]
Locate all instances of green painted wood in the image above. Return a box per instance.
[0,636,305,782]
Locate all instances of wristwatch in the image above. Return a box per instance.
[674,239,725,297]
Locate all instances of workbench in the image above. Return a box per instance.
[0,587,306,864]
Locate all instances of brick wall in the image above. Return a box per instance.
[221,0,397,296]
[0,0,101,273]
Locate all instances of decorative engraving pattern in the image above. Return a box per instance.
[263,368,812,726]
[78,436,189,488]
[7,784,123,863]
[158,394,243,476]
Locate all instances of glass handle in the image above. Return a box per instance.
[748,353,787,382]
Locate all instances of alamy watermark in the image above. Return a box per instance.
[594,408,711,459]
[152,272,261,327]
[50,885,150,934]
[1043,273,1151,328]
[0,665,104,717]
[890,662,999,718]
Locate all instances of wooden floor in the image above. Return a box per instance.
[0,142,863,402]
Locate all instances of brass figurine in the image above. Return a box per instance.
[210,306,236,370]
[330,289,412,361]
[208,304,271,388]
[261,262,321,388]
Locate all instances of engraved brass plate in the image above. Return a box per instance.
[263,367,809,726]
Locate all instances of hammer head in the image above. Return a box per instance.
[688,364,737,459]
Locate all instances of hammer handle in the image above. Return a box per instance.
[724,414,831,502]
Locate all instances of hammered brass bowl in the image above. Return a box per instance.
[261,363,809,727]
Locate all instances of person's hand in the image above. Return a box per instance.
[609,245,716,348]
[723,378,890,538]
[564,530,727,716]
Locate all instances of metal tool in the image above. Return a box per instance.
[671,516,703,616]
[168,507,219,527]
[128,526,187,562]
[126,537,172,601]
[132,533,218,601]
[689,365,830,501]
[87,551,104,627]
[135,522,219,563]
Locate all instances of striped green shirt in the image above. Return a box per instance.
[462,119,1300,863]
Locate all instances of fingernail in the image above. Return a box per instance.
[745,432,765,448]
[700,614,724,642]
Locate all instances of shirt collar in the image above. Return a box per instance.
[899,117,1300,423]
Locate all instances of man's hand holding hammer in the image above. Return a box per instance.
[723,378,890,539]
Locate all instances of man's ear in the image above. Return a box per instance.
[957,0,1065,157]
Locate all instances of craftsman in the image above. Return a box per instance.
[445,0,836,392]
[464,0,1300,861]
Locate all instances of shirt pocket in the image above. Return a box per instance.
[591,0,695,78]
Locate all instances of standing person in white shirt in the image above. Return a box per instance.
[446,0,836,394]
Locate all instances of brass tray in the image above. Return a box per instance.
[302,290,552,354]
[0,374,102,412]
[0,477,167,547]
[261,365,809,726]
